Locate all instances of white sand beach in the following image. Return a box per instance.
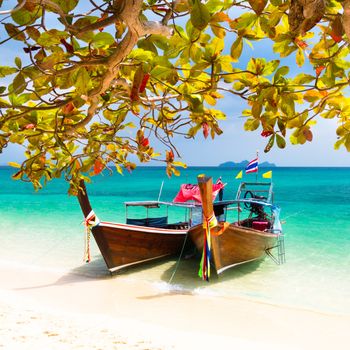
[0,260,349,350]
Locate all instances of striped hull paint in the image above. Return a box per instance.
[91,223,189,272]
[189,222,278,275]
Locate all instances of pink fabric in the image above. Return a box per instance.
[252,221,269,231]
[173,182,225,203]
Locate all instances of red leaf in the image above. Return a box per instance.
[166,150,174,162]
[139,73,150,93]
[295,39,308,49]
[60,39,74,53]
[303,128,313,142]
[141,137,149,147]
[24,123,35,129]
[152,6,168,11]
[62,102,75,115]
[202,122,209,139]
[261,130,273,137]
[315,65,326,77]
[130,67,144,101]
[330,31,342,43]
[93,159,104,175]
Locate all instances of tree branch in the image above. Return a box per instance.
[65,0,174,134]
[0,0,26,15]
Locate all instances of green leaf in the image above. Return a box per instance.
[281,94,295,116]
[138,39,158,55]
[15,57,22,70]
[230,37,243,62]
[128,48,155,62]
[151,65,176,80]
[276,134,286,149]
[252,101,262,119]
[206,0,226,12]
[37,30,69,46]
[51,0,79,13]
[12,6,42,26]
[244,118,260,131]
[293,73,315,84]
[91,32,115,48]
[73,67,92,95]
[259,17,276,38]
[0,66,17,78]
[0,86,6,94]
[9,93,30,106]
[263,60,280,76]
[264,135,275,152]
[296,48,305,67]
[12,73,26,94]
[191,0,211,30]
[273,66,289,83]
[231,13,257,30]
[247,58,266,75]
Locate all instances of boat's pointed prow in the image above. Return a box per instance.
[197,174,214,219]
[77,180,93,218]
[196,175,219,281]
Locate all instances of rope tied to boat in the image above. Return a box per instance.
[199,213,217,281]
[83,210,100,263]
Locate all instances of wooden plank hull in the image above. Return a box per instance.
[189,223,278,274]
[92,221,188,272]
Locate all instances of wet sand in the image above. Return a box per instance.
[0,261,349,350]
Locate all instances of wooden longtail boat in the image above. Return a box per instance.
[77,181,197,273]
[191,177,285,275]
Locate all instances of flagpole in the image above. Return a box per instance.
[255,150,259,183]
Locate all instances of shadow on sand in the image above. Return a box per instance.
[14,251,263,295]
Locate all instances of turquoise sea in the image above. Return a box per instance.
[1,166,350,315]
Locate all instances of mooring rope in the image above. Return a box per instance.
[168,231,190,284]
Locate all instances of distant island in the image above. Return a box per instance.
[219,161,276,168]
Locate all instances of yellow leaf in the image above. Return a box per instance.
[115,164,123,175]
[204,94,217,106]
[296,48,305,67]
[230,37,243,62]
[8,162,21,168]
[107,144,116,152]
[211,24,226,38]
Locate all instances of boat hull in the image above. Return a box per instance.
[92,222,188,272]
[189,222,278,274]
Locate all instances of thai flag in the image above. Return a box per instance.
[245,158,258,173]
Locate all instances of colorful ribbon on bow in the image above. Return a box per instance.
[83,210,99,263]
[198,213,218,281]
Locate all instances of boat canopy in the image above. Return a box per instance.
[173,180,225,203]
[235,182,274,204]
[124,200,199,209]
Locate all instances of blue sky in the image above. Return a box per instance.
[0,3,349,167]
[2,97,348,167]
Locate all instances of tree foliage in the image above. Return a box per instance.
[0,0,350,190]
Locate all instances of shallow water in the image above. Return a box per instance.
[1,166,349,315]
